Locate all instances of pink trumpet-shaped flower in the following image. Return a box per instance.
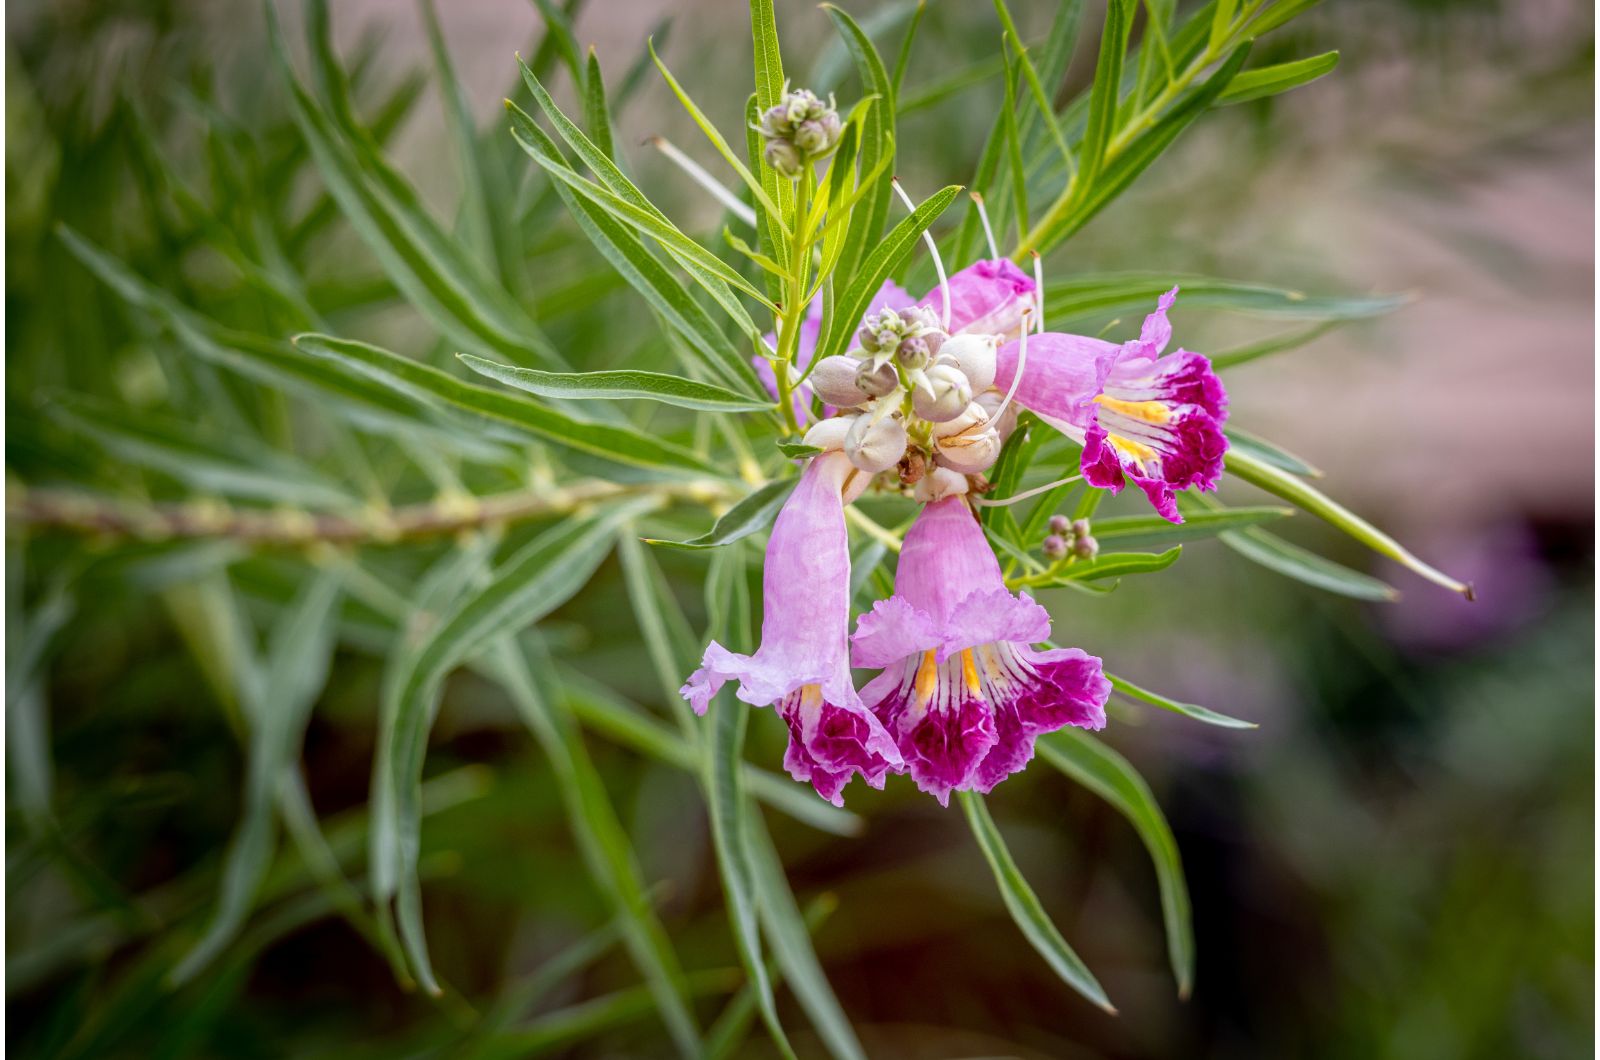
[852,497,1109,805]
[681,452,901,805]
[993,287,1228,523]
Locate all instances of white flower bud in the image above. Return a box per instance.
[913,465,969,503]
[845,412,908,473]
[854,359,900,398]
[935,333,998,393]
[934,427,1002,474]
[931,401,990,439]
[974,387,1020,442]
[802,415,853,452]
[912,363,972,423]
[763,138,801,177]
[810,356,868,408]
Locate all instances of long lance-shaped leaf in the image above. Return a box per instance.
[1043,273,1407,326]
[294,334,719,475]
[170,568,342,984]
[1088,505,1291,548]
[1223,427,1322,477]
[644,477,796,550]
[1077,0,1133,195]
[821,4,897,286]
[748,0,794,240]
[380,502,654,994]
[1036,729,1194,998]
[992,0,1074,169]
[958,792,1114,1012]
[746,812,869,1060]
[481,638,702,1058]
[1217,50,1339,105]
[276,8,562,367]
[513,109,777,344]
[556,668,862,837]
[518,60,773,350]
[57,226,514,462]
[505,105,765,397]
[44,393,355,509]
[1224,448,1471,596]
[458,354,769,412]
[1045,42,1252,249]
[420,0,499,275]
[1107,671,1256,729]
[817,184,961,362]
[700,546,795,1059]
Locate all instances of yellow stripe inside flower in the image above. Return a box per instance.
[1094,394,1172,424]
[915,647,986,706]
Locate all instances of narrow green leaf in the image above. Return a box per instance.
[1218,50,1339,105]
[1089,505,1291,548]
[746,814,869,1060]
[750,0,786,111]
[44,393,354,509]
[421,0,498,274]
[1078,0,1133,193]
[1223,427,1322,477]
[1036,729,1194,997]
[701,547,795,1060]
[1223,524,1400,601]
[279,8,562,367]
[506,105,766,397]
[644,478,796,550]
[1044,273,1406,327]
[821,3,897,287]
[776,442,823,459]
[171,568,342,984]
[999,39,1029,245]
[1107,671,1256,729]
[958,792,1114,1012]
[1210,321,1338,369]
[459,354,770,413]
[483,639,703,1057]
[993,0,1074,169]
[1225,448,1471,596]
[583,48,616,160]
[817,184,961,361]
[1237,0,1325,42]
[1046,545,1183,583]
[380,503,652,994]
[294,333,720,474]
[890,0,927,96]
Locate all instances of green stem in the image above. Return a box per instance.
[772,168,816,435]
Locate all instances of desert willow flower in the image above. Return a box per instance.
[681,449,901,806]
[852,496,1110,805]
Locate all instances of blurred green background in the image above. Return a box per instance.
[6,0,1593,1057]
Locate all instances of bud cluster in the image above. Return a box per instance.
[755,87,843,177]
[1043,514,1098,561]
[802,305,1013,490]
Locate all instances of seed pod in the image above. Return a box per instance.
[845,412,908,473]
[935,332,998,392]
[810,356,868,408]
[913,465,969,503]
[854,359,900,398]
[912,363,973,423]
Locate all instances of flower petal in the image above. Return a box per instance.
[922,258,1037,338]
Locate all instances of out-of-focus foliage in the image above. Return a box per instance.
[6,0,1592,1056]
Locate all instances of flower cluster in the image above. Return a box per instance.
[754,87,843,177]
[687,253,1230,806]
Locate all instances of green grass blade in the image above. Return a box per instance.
[958,792,1114,1012]
[821,4,896,286]
[420,0,498,274]
[1036,729,1194,996]
[1043,272,1407,326]
[1088,505,1292,548]
[583,47,615,160]
[1077,0,1133,194]
[1223,427,1322,477]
